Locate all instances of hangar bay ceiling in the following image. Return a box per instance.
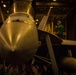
[0,0,76,24]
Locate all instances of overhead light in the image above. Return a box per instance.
[3,4,6,7]
[7,11,9,13]
[53,0,56,1]
[1,0,3,3]
[36,19,39,21]
[50,6,53,8]
[36,22,37,25]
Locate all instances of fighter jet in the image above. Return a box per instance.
[0,1,40,64]
[0,1,76,75]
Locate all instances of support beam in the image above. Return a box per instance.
[36,2,76,7]
[45,34,59,75]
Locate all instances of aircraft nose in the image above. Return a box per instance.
[0,20,39,63]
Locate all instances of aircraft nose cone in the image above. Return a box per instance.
[0,21,39,63]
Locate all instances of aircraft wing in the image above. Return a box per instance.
[38,29,76,46]
[38,29,62,44]
[62,39,76,46]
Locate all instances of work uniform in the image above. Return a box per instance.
[57,24,64,38]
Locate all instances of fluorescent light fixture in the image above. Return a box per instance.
[3,4,6,7]
[36,19,39,21]
[53,0,56,1]
[36,22,37,24]
[7,11,9,13]
[50,6,53,8]
[1,0,3,3]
